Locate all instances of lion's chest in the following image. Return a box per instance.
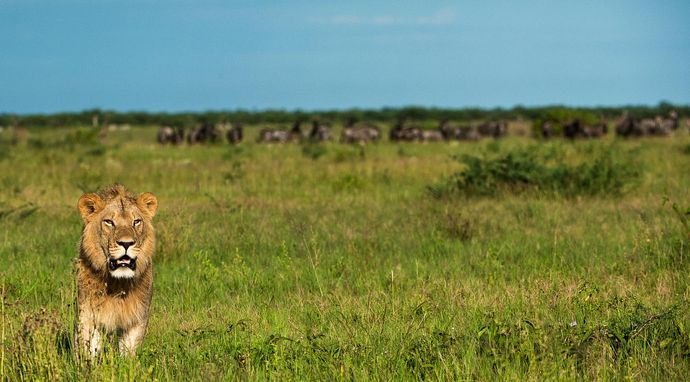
[76,261,152,332]
[92,290,148,331]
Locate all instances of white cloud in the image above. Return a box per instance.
[370,15,404,26]
[416,9,456,25]
[330,15,363,25]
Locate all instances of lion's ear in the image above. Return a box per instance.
[78,193,104,223]
[137,192,158,218]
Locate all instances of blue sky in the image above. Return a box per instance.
[1,0,689,113]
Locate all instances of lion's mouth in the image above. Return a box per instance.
[108,255,136,271]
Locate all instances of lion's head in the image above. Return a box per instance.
[78,184,158,279]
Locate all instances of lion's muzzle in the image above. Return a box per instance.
[108,254,136,271]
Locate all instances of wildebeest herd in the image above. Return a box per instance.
[614,111,679,137]
[157,111,683,145]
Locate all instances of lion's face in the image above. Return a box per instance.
[78,186,158,279]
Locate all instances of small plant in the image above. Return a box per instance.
[332,172,365,191]
[302,142,327,160]
[222,161,245,183]
[663,197,690,239]
[396,146,411,158]
[565,284,689,366]
[223,145,245,160]
[681,144,690,155]
[79,145,106,161]
[333,146,365,163]
[440,212,473,241]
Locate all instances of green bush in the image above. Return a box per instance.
[302,142,327,160]
[681,144,690,155]
[429,145,639,197]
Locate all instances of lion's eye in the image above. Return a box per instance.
[103,219,115,227]
[133,219,142,227]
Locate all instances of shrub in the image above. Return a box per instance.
[429,145,639,198]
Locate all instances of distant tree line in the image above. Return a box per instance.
[1,102,686,128]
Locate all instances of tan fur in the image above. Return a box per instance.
[75,184,158,358]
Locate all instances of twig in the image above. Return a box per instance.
[628,306,677,341]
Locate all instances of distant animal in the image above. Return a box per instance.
[421,129,444,142]
[289,120,304,142]
[563,119,608,139]
[657,111,679,133]
[341,120,381,144]
[188,123,220,144]
[438,120,480,141]
[157,126,184,144]
[456,125,481,141]
[584,122,608,138]
[309,120,332,141]
[389,120,423,142]
[10,126,28,145]
[616,111,678,137]
[226,124,243,144]
[540,121,554,139]
[75,184,158,358]
[615,113,640,137]
[477,121,508,138]
[258,128,290,143]
[258,121,303,143]
[439,120,459,140]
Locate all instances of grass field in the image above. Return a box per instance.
[1,125,689,380]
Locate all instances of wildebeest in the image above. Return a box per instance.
[439,120,458,140]
[258,121,303,143]
[340,119,381,144]
[457,125,481,141]
[438,120,480,141]
[658,111,679,133]
[539,121,554,139]
[188,123,220,144]
[616,111,678,137]
[389,120,423,142]
[258,127,288,143]
[226,123,243,144]
[309,120,332,141]
[288,121,304,142]
[477,121,508,138]
[563,119,608,139]
[615,115,650,137]
[157,126,185,144]
[421,129,444,142]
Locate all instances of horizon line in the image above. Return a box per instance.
[1,101,686,116]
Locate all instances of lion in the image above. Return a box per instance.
[75,184,158,358]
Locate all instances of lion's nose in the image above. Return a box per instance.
[117,240,135,250]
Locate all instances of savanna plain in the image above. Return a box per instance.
[1,124,689,381]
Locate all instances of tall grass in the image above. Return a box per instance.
[1,126,689,380]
